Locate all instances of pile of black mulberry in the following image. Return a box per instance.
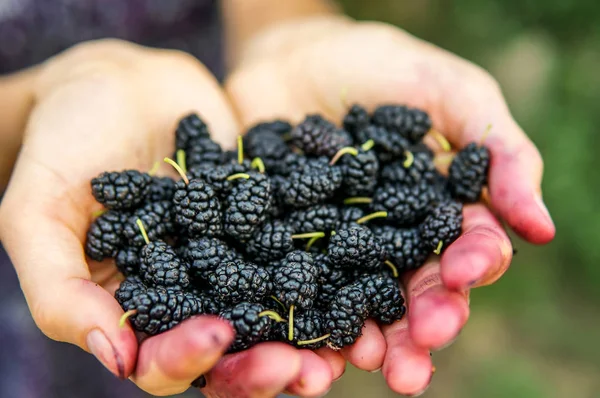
[85,103,490,353]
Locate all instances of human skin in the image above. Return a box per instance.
[0,5,555,398]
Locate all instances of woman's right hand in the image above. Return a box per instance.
[0,39,343,397]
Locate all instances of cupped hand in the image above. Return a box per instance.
[0,40,341,397]
[226,16,556,395]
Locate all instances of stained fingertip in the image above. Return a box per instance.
[341,319,386,371]
[315,347,346,380]
[442,205,513,289]
[489,160,555,245]
[286,350,334,398]
[208,342,302,396]
[382,325,432,396]
[409,288,469,350]
[136,316,234,380]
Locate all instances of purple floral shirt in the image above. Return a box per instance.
[0,1,222,397]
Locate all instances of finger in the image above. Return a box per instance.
[285,349,334,398]
[203,342,302,397]
[404,261,470,350]
[130,316,234,396]
[0,169,138,379]
[340,319,386,372]
[442,204,513,289]
[314,347,346,381]
[381,314,433,396]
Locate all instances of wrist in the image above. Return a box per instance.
[222,0,347,68]
[0,68,37,191]
[228,14,354,70]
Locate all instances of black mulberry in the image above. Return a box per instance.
[280,159,342,208]
[380,150,436,186]
[371,105,432,143]
[91,170,152,210]
[356,125,411,164]
[287,204,340,234]
[208,260,272,305]
[370,225,429,271]
[327,226,385,271]
[448,142,491,202]
[419,200,463,254]
[357,273,406,324]
[343,104,370,139]
[147,176,177,202]
[85,210,128,261]
[245,220,294,262]
[123,201,175,247]
[219,302,273,352]
[140,240,190,290]
[185,137,224,169]
[173,179,223,237]
[181,237,239,278]
[175,112,210,151]
[314,253,353,308]
[291,115,352,157]
[223,172,271,240]
[337,147,379,197]
[372,182,435,226]
[115,246,141,277]
[323,282,369,349]
[272,251,319,310]
[117,286,204,335]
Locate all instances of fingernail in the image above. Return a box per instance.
[369,367,382,373]
[86,329,125,379]
[534,194,554,227]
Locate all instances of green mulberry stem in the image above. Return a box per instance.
[251,157,265,173]
[384,260,399,278]
[288,305,295,341]
[343,197,372,205]
[433,241,444,255]
[163,157,189,184]
[329,147,359,165]
[305,235,323,251]
[403,151,414,168]
[291,231,325,240]
[270,296,287,312]
[356,211,388,224]
[92,209,106,218]
[361,139,375,152]
[297,333,331,346]
[429,129,451,152]
[148,160,161,176]
[136,219,150,245]
[176,149,187,173]
[119,310,137,328]
[259,310,286,323]
[226,173,250,181]
[237,135,244,165]
[479,124,493,146]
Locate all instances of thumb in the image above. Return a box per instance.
[0,161,138,379]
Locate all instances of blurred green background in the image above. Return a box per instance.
[326,1,600,397]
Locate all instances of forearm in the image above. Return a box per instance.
[0,68,36,191]
[221,0,342,68]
